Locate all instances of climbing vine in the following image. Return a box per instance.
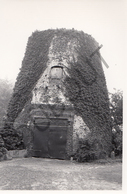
[63,31,112,155]
[5,29,112,155]
[6,30,55,125]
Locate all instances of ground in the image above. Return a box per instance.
[0,158,122,190]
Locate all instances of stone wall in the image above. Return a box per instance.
[29,34,90,156]
[73,115,90,153]
[31,35,78,105]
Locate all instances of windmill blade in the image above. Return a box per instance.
[89,45,109,69]
[90,44,103,58]
[99,54,109,69]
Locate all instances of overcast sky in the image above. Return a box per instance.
[0,0,126,93]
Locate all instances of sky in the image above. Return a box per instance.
[0,0,126,93]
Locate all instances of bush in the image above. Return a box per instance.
[112,126,122,157]
[73,132,107,162]
[0,79,13,129]
[109,90,123,157]
[0,128,25,150]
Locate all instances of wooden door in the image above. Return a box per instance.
[33,117,68,159]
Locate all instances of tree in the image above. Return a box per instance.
[109,90,123,156]
[0,79,13,129]
[110,90,123,127]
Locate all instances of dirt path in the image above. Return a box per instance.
[0,158,122,190]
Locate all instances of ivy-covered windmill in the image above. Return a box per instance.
[3,29,112,160]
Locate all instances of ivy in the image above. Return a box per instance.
[5,29,112,155]
[6,30,55,125]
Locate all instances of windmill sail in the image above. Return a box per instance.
[90,44,109,69]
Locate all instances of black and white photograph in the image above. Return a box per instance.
[0,0,125,191]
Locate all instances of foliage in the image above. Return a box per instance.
[14,98,32,129]
[0,79,13,129]
[6,30,55,126]
[110,90,123,126]
[73,131,107,162]
[112,128,122,156]
[63,31,112,155]
[0,128,24,150]
[74,90,123,162]
[109,90,123,156]
[0,79,25,150]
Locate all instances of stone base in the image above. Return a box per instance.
[7,149,27,158]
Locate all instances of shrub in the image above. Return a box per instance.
[73,131,107,162]
[0,128,25,150]
[112,126,122,157]
[0,79,13,129]
[109,90,123,157]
